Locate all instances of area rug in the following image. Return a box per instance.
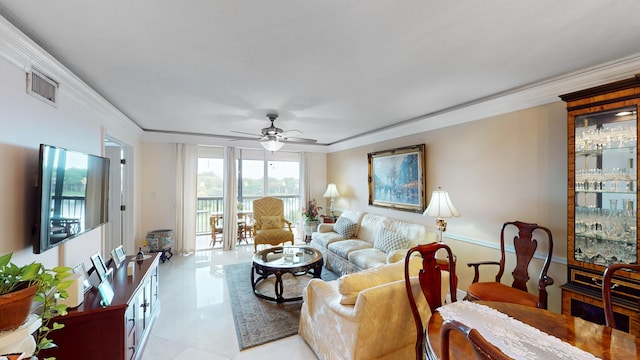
[224,262,338,350]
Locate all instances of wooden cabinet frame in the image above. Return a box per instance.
[561,75,640,333]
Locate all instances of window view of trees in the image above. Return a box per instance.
[59,168,87,196]
[240,159,264,196]
[197,158,300,197]
[197,158,223,197]
[196,149,301,240]
[267,160,299,195]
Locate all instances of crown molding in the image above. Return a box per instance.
[0,15,142,143]
[1,12,638,152]
[328,53,640,152]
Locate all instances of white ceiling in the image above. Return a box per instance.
[1,1,640,151]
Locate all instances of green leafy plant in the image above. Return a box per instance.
[0,252,73,359]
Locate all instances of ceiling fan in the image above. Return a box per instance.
[231,113,317,151]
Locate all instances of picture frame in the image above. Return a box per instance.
[367,144,426,213]
[97,279,114,307]
[90,252,108,282]
[72,262,92,293]
[111,245,126,269]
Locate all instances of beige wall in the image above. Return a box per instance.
[327,102,568,312]
[137,143,178,242]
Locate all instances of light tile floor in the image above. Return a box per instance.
[139,241,319,360]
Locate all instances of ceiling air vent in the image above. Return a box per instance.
[27,69,58,106]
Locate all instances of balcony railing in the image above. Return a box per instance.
[196,195,301,234]
[51,196,86,222]
[54,195,301,236]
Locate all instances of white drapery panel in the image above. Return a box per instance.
[222,146,238,250]
[175,143,197,254]
[299,152,310,238]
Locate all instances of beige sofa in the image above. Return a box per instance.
[310,210,436,275]
[299,258,450,360]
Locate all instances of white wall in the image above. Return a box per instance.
[0,24,142,270]
[327,102,568,313]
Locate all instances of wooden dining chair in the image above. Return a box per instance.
[440,319,512,360]
[466,221,554,309]
[602,263,640,330]
[243,213,255,240]
[209,215,223,247]
[404,242,457,360]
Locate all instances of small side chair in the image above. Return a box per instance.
[466,221,554,309]
[602,263,640,330]
[404,242,457,360]
[440,319,512,360]
[209,214,223,248]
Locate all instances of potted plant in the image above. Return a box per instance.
[302,199,322,237]
[0,252,73,359]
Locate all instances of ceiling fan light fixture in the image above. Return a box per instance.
[260,137,284,151]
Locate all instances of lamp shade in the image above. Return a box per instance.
[323,183,340,198]
[423,187,460,218]
[260,137,284,151]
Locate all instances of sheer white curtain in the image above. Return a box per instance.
[222,146,238,250]
[299,152,310,238]
[175,143,197,254]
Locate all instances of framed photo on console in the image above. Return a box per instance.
[367,144,426,213]
[73,263,92,293]
[111,245,126,268]
[90,252,108,282]
[97,279,114,307]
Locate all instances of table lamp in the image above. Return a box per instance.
[423,187,460,243]
[323,183,340,217]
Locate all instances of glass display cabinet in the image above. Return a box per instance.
[561,75,640,335]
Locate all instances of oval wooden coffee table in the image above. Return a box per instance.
[251,245,323,303]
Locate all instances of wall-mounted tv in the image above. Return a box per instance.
[33,144,110,254]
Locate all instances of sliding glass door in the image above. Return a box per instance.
[196,146,302,250]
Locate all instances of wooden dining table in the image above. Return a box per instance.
[426,301,640,360]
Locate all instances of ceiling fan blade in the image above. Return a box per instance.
[280,129,302,136]
[230,113,317,145]
[231,130,262,137]
[284,136,318,143]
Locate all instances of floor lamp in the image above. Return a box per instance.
[423,187,460,243]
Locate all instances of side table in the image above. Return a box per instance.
[322,216,337,223]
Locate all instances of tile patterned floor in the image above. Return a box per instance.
[139,242,319,360]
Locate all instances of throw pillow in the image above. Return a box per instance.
[338,257,423,305]
[333,216,357,238]
[261,216,281,230]
[374,227,409,253]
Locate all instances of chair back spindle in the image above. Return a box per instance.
[602,263,640,330]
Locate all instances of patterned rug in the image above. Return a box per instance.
[224,262,339,350]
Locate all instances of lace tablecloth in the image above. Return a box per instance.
[437,301,601,360]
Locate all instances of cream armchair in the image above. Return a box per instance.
[252,197,294,252]
[299,259,450,360]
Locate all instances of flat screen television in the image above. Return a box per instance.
[33,144,110,254]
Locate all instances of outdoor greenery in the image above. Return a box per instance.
[197,172,299,197]
[59,168,87,196]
